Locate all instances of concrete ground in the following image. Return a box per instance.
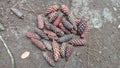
[0,0,120,68]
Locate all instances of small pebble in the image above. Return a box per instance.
[99,51,102,54]
[118,25,120,29]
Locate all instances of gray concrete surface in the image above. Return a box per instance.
[0,0,120,68]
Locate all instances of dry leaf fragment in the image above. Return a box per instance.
[21,51,30,59]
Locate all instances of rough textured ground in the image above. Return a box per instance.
[0,0,120,68]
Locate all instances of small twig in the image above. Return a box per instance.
[85,47,100,53]
[26,4,37,15]
[87,45,89,68]
[12,0,21,8]
[0,36,15,68]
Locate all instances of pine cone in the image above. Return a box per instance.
[67,14,77,30]
[75,18,81,25]
[60,43,67,58]
[35,28,49,40]
[71,29,77,34]
[45,5,59,15]
[53,13,63,26]
[48,11,59,22]
[52,40,60,61]
[61,5,70,15]
[42,39,52,51]
[26,32,40,39]
[49,24,64,36]
[62,17,73,30]
[81,25,90,38]
[65,45,73,61]
[44,18,51,29]
[43,29,57,37]
[57,34,73,43]
[42,51,55,67]
[77,18,87,36]
[59,23,71,34]
[31,38,46,50]
[69,39,87,46]
[37,15,44,29]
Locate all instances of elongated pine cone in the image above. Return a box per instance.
[44,18,51,29]
[81,26,90,38]
[75,18,81,25]
[65,45,73,61]
[35,28,49,40]
[69,39,87,46]
[57,34,73,43]
[37,15,44,29]
[43,29,57,37]
[59,23,71,34]
[77,18,87,36]
[53,13,63,26]
[61,5,70,15]
[68,14,77,30]
[31,38,46,50]
[26,32,40,39]
[49,24,64,36]
[52,40,60,61]
[42,51,55,67]
[60,43,67,58]
[45,5,59,15]
[48,11,59,22]
[71,29,77,34]
[42,39,52,51]
[62,17,73,30]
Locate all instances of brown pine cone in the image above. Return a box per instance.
[57,34,73,43]
[74,18,81,25]
[77,18,88,36]
[62,17,73,30]
[60,43,67,58]
[35,28,49,40]
[31,38,46,50]
[43,29,57,37]
[67,14,77,30]
[81,25,90,38]
[37,15,44,29]
[42,39,52,51]
[44,18,51,29]
[71,29,77,34]
[61,5,70,15]
[45,5,60,15]
[48,11,59,22]
[58,23,71,34]
[49,23,64,36]
[65,45,73,61]
[69,39,87,46]
[53,13,63,26]
[26,32,40,39]
[52,40,60,61]
[42,51,55,67]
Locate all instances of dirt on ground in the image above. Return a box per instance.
[0,0,120,68]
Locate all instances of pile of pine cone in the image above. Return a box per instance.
[26,5,90,67]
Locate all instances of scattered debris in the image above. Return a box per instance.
[10,7,24,19]
[21,51,30,59]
